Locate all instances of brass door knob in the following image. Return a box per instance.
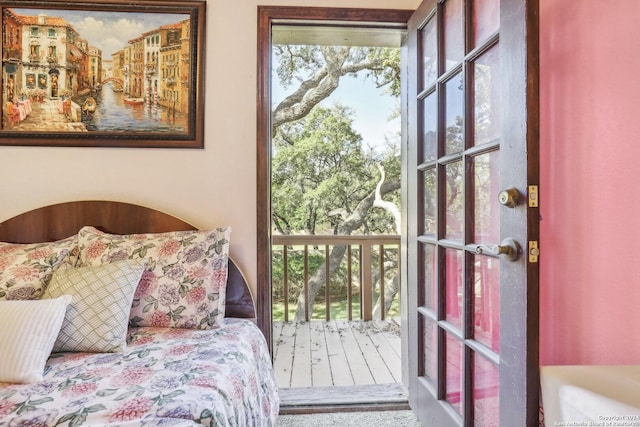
[498,188,521,208]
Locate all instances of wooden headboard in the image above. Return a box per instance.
[0,201,255,319]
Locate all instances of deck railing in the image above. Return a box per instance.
[271,234,401,322]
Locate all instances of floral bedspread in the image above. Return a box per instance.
[0,319,279,426]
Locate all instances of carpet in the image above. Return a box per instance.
[275,410,422,426]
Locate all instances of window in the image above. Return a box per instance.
[30,44,40,60]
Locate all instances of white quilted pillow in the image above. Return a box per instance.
[559,385,640,422]
[42,259,145,353]
[0,295,72,383]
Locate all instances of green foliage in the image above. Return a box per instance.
[271,44,403,236]
[272,104,400,235]
[271,247,326,293]
[272,288,401,321]
[274,45,402,97]
[272,104,397,235]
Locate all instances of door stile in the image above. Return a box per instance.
[498,0,540,424]
[406,3,420,416]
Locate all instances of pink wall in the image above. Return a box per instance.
[540,0,640,365]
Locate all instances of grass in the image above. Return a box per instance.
[272,295,399,321]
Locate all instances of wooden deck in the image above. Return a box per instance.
[274,319,407,413]
[273,319,402,388]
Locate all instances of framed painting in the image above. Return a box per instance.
[0,0,206,148]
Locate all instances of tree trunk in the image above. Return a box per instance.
[371,163,401,319]
[372,273,399,320]
[293,180,400,321]
[293,244,347,321]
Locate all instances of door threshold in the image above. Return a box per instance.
[278,383,409,415]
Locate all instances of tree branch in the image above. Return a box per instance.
[373,163,401,234]
[272,48,389,136]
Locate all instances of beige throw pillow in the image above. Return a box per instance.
[0,295,72,383]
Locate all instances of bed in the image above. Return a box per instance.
[0,201,279,426]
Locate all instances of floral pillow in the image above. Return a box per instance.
[0,236,78,300]
[77,226,231,329]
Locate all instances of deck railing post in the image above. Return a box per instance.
[304,245,309,321]
[325,245,330,320]
[379,244,385,321]
[361,242,373,321]
[284,246,289,322]
[347,245,353,321]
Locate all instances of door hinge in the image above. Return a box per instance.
[528,185,539,208]
[528,241,540,263]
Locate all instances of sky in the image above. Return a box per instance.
[13,8,187,60]
[272,67,401,154]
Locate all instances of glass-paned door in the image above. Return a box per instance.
[404,0,540,425]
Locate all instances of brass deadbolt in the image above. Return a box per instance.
[498,188,521,208]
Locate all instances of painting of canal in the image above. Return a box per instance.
[0,1,205,147]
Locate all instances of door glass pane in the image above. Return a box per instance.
[422,18,438,89]
[445,161,463,240]
[473,151,500,245]
[473,45,500,147]
[445,248,463,329]
[445,73,464,154]
[421,314,438,385]
[473,0,499,47]
[423,243,436,310]
[473,254,500,352]
[473,353,499,426]
[445,333,463,414]
[444,0,464,71]
[423,93,437,162]
[423,168,437,236]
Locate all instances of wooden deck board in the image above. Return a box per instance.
[309,321,333,387]
[323,320,355,387]
[273,321,296,388]
[347,321,396,384]
[273,320,401,389]
[335,319,376,384]
[290,321,312,388]
[374,319,402,359]
[371,320,402,382]
[272,321,283,359]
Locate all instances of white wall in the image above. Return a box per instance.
[0,0,420,299]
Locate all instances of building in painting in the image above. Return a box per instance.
[19,13,83,99]
[144,29,162,106]
[2,8,22,102]
[87,45,102,90]
[128,35,144,99]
